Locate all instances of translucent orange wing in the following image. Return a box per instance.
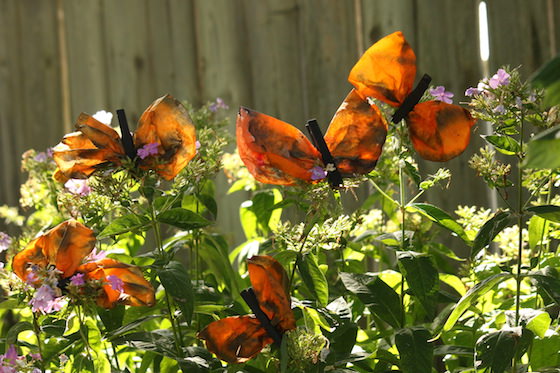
[248,255,296,332]
[236,107,323,185]
[134,94,197,180]
[12,220,95,280]
[53,114,125,181]
[324,89,388,176]
[407,101,476,162]
[77,258,155,308]
[348,31,416,107]
[197,315,273,364]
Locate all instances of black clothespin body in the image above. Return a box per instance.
[240,288,283,345]
[116,109,137,160]
[305,119,344,189]
[391,74,432,124]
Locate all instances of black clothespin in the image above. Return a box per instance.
[391,74,432,124]
[240,288,283,345]
[116,109,137,160]
[305,119,344,189]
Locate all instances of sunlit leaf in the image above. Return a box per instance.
[471,211,512,259]
[159,261,195,325]
[483,135,520,155]
[527,205,560,223]
[531,54,560,106]
[475,330,518,373]
[408,203,470,243]
[98,214,150,238]
[157,208,210,230]
[397,251,439,312]
[298,252,329,307]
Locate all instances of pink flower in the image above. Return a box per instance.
[70,273,85,286]
[64,179,91,196]
[137,142,160,159]
[25,271,39,285]
[2,345,17,365]
[209,97,229,112]
[429,86,454,104]
[29,285,62,314]
[0,232,11,253]
[489,68,510,88]
[30,353,41,361]
[84,248,107,263]
[107,275,124,292]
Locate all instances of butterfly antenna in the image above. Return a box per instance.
[305,119,344,189]
[240,288,283,345]
[116,109,137,160]
[392,74,432,123]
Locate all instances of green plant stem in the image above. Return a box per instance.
[76,306,94,363]
[399,161,406,328]
[288,223,314,292]
[111,343,121,371]
[32,312,45,372]
[368,179,399,207]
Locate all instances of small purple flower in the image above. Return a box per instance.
[137,142,160,159]
[34,152,48,162]
[0,232,11,253]
[30,353,41,361]
[85,248,107,263]
[429,86,454,104]
[25,271,39,285]
[70,273,85,286]
[515,97,523,109]
[2,345,17,365]
[64,179,91,196]
[107,275,124,292]
[195,141,201,150]
[59,354,68,364]
[489,68,510,88]
[209,98,229,112]
[310,166,327,181]
[465,87,481,96]
[493,104,506,114]
[29,285,57,313]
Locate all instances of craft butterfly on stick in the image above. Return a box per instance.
[53,94,197,182]
[236,31,475,187]
[198,255,296,363]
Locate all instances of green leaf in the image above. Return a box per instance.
[530,334,560,370]
[395,327,433,373]
[408,203,470,243]
[98,214,150,238]
[528,215,547,251]
[525,311,551,338]
[397,251,439,312]
[6,321,33,345]
[340,272,403,328]
[527,205,560,223]
[483,135,521,155]
[523,125,560,169]
[297,253,328,307]
[442,273,513,331]
[159,261,195,324]
[471,211,512,259]
[404,160,421,186]
[96,305,125,332]
[528,267,560,306]
[106,315,161,340]
[475,330,518,373]
[157,208,210,230]
[199,235,244,297]
[531,54,560,106]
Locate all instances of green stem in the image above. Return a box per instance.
[369,179,399,207]
[32,313,45,372]
[399,161,406,328]
[288,219,315,292]
[76,307,94,362]
[514,112,525,327]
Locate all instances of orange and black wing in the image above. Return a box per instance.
[53,114,125,182]
[12,220,95,280]
[348,31,416,107]
[324,89,388,176]
[248,255,296,332]
[77,258,155,308]
[406,101,476,162]
[198,315,273,364]
[236,107,324,186]
[134,94,197,180]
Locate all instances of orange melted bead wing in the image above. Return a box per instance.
[236,107,323,185]
[324,89,388,176]
[134,94,197,180]
[198,316,273,364]
[407,101,476,162]
[248,255,296,332]
[12,237,48,281]
[348,31,416,107]
[75,113,125,155]
[77,258,155,308]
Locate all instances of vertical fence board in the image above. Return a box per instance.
[360,0,416,47]
[63,0,109,120]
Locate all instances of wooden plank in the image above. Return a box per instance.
[487,0,555,77]
[62,0,109,122]
[360,0,416,47]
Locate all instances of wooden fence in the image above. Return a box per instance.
[0,0,558,244]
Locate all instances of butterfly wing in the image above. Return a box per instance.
[348,31,416,107]
[134,94,197,180]
[12,220,95,280]
[53,114,125,181]
[248,255,296,332]
[324,89,388,176]
[198,315,273,364]
[406,101,476,162]
[77,258,155,308]
[236,107,323,185]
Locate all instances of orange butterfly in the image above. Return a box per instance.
[12,220,155,308]
[53,94,197,182]
[198,255,296,363]
[349,31,475,161]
